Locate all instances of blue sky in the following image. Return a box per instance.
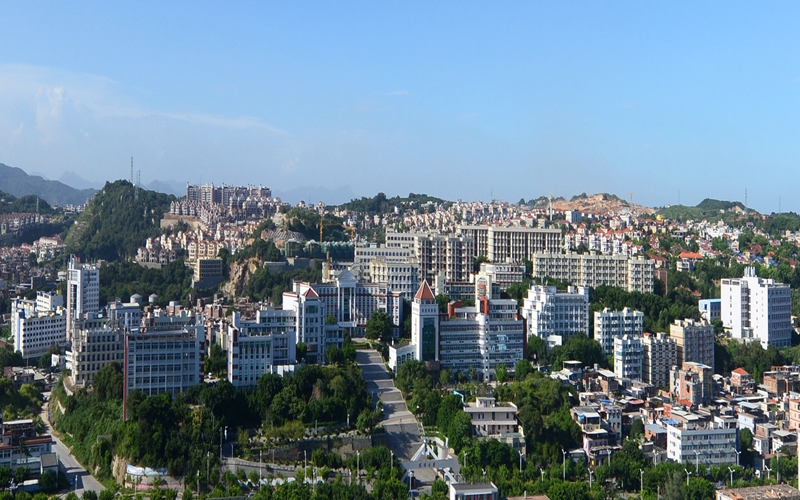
[0,2,799,210]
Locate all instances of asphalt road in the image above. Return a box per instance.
[42,393,106,495]
[355,349,422,460]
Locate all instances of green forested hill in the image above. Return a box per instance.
[65,180,175,261]
[0,190,55,214]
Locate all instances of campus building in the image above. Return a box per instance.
[388,281,525,382]
[124,309,204,398]
[10,292,66,359]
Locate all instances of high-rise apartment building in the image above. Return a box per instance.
[721,267,792,348]
[594,307,644,355]
[67,255,100,341]
[458,225,562,263]
[641,331,677,389]
[521,285,589,347]
[531,252,655,294]
[614,334,643,381]
[670,319,715,368]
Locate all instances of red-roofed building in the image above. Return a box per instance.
[731,368,754,394]
[677,252,703,273]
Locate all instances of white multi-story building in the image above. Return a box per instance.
[298,270,403,338]
[226,310,297,387]
[476,262,526,292]
[594,307,644,356]
[641,331,677,389]
[124,309,204,399]
[613,334,642,381]
[10,292,66,359]
[521,285,589,347]
[670,318,715,368]
[414,232,475,284]
[464,396,526,455]
[531,252,655,294]
[282,286,329,364]
[721,267,792,348]
[67,255,100,341]
[665,409,738,466]
[368,257,420,299]
[458,225,562,263]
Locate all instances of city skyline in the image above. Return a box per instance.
[1,3,799,212]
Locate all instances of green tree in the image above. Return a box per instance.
[295,342,308,363]
[473,255,490,273]
[365,310,392,343]
[515,360,534,380]
[98,490,115,500]
[326,345,344,365]
[435,295,450,314]
[37,470,57,492]
[94,362,124,401]
[495,364,508,383]
[448,412,473,453]
[629,419,645,440]
[82,491,98,500]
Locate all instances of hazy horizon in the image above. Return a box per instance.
[1,3,799,213]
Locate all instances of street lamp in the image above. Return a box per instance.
[408,469,414,497]
[540,470,545,482]
[693,450,699,474]
[684,469,692,487]
[735,449,741,466]
[764,466,772,481]
[640,469,644,496]
[588,469,594,489]
[304,450,307,470]
[728,467,735,487]
[518,450,523,474]
[357,450,360,484]
[562,448,567,481]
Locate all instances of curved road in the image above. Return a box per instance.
[42,393,105,495]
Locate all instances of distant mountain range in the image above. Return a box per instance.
[0,163,96,206]
[59,171,185,197]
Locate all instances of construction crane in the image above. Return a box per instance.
[319,222,357,242]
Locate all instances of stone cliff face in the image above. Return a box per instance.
[221,258,261,298]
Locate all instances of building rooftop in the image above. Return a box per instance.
[719,484,800,500]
